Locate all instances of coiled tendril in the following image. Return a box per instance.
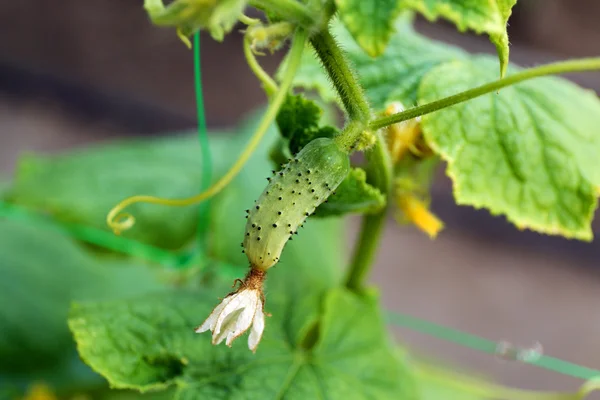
[106,27,308,236]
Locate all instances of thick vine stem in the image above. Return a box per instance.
[370,57,600,131]
[106,28,309,234]
[345,133,393,291]
[310,30,371,126]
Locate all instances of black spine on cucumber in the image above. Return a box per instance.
[243,138,350,271]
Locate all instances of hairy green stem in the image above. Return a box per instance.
[304,23,390,289]
[345,133,393,290]
[310,30,371,135]
[249,0,315,29]
[370,57,600,130]
[345,212,386,290]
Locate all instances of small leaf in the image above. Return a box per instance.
[419,57,600,240]
[69,288,417,398]
[276,94,338,154]
[334,0,403,57]
[144,0,247,43]
[316,168,386,216]
[290,126,337,155]
[397,0,517,76]
[276,94,322,139]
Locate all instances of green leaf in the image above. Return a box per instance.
[418,56,600,240]
[6,132,236,250]
[144,0,247,42]
[0,219,162,375]
[292,16,600,239]
[315,168,386,216]
[397,0,517,77]
[334,0,403,57]
[69,288,417,399]
[291,17,467,110]
[277,94,322,140]
[276,94,339,154]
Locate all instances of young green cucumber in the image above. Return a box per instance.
[243,137,350,271]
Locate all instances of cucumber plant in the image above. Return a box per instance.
[7,0,598,399]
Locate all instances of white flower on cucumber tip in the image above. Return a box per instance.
[195,269,266,352]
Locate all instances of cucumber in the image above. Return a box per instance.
[243,138,350,270]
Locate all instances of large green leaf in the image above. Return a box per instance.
[334,0,403,57]
[397,0,517,77]
[0,219,163,384]
[6,132,236,250]
[419,57,600,240]
[290,17,467,110]
[292,17,600,239]
[69,288,417,399]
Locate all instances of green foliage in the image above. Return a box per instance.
[6,133,234,250]
[291,17,467,109]
[0,219,163,394]
[144,0,247,43]
[419,57,600,240]
[397,0,516,77]
[69,288,418,399]
[334,0,402,57]
[292,18,600,240]
[5,1,598,398]
[316,167,386,216]
[61,116,415,399]
[276,94,338,154]
[277,94,322,139]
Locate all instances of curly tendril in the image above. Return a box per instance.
[576,378,600,399]
[106,28,309,236]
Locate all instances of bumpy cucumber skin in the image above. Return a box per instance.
[243,138,350,271]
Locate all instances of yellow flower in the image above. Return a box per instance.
[22,383,57,400]
[384,102,422,164]
[395,193,444,239]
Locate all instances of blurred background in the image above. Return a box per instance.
[1,0,600,397]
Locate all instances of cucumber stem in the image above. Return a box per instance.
[369,57,600,130]
[345,133,392,291]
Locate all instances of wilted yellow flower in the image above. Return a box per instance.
[384,102,422,164]
[396,193,444,239]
